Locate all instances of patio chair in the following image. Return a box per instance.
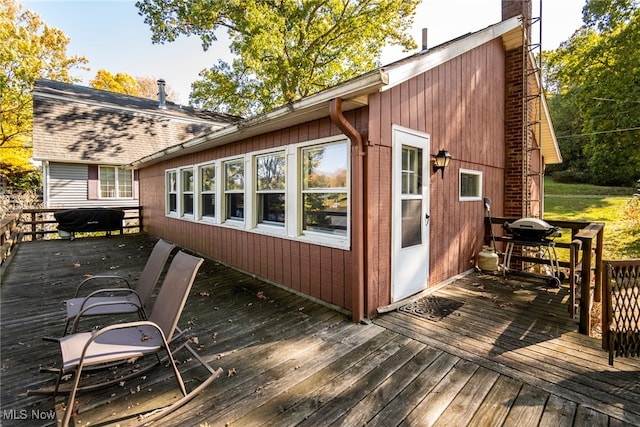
[32,250,223,426]
[62,238,175,335]
[602,259,640,366]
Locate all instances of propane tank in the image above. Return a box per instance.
[477,246,499,272]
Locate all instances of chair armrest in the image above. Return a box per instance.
[76,321,169,369]
[73,275,132,297]
[69,291,144,333]
[74,288,143,311]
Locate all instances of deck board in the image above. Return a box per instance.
[1,234,639,426]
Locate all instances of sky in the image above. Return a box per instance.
[22,0,587,105]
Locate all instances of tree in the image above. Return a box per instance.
[89,71,180,102]
[136,75,179,102]
[90,70,140,96]
[136,0,420,116]
[544,0,640,186]
[0,0,87,190]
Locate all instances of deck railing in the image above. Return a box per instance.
[485,217,605,336]
[0,207,142,273]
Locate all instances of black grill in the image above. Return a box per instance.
[503,218,560,242]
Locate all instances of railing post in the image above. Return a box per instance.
[579,236,592,335]
[31,211,36,241]
[594,226,604,303]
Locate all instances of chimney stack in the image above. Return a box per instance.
[502,0,532,22]
[421,28,428,51]
[157,79,167,109]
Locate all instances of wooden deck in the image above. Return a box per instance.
[1,234,639,426]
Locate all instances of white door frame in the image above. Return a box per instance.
[391,125,430,302]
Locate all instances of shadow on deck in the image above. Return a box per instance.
[1,234,639,426]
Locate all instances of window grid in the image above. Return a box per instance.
[164,137,350,247]
[100,166,133,199]
[200,164,216,219]
[256,152,286,226]
[224,159,244,221]
[459,169,482,201]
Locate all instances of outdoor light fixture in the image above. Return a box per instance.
[432,149,452,179]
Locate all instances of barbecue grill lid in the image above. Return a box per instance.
[508,218,554,231]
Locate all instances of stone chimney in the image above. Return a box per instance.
[157,79,167,109]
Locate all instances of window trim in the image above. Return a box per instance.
[298,138,350,245]
[197,162,217,223]
[98,166,133,199]
[459,168,483,201]
[254,149,287,234]
[179,166,195,219]
[166,169,178,216]
[222,157,246,225]
[163,135,351,250]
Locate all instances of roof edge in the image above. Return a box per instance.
[382,15,523,91]
[131,69,389,168]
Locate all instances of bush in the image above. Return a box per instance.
[551,170,590,184]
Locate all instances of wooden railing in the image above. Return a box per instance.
[0,207,142,274]
[20,207,142,241]
[485,217,605,336]
[0,213,22,269]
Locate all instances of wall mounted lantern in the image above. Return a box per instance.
[432,149,452,179]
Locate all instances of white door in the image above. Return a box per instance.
[391,126,430,302]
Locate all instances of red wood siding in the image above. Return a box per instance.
[365,39,508,315]
[139,37,528,319]
[139,114,362,313]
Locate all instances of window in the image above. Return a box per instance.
[224,159,244,221]
[199,164,216,219]
[99,166,133,198]
[301,141,348,236]
[256,152,285,226]
[401,146,423,247]
[181,168,194,216]
[459,169,482,201]
[167,170,177,214]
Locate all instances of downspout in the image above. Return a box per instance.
[329,98,365,323]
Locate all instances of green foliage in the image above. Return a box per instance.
[543,0,640,187]
[0,0,87,190]
[136,0,420,116]
[544,178,639,260]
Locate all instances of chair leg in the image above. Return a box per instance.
[62,363,85,427]
[163,343,187,397]
[63,318,71,336]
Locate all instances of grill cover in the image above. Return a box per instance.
[55,208,124,233]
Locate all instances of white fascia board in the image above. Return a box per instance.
[382,16,523,91]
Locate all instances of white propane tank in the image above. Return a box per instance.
[477,246,499,272]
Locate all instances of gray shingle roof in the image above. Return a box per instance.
[32,79,240,164]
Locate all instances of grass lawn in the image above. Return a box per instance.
[544,178,639,260]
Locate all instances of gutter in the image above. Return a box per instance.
[329,98,365,324]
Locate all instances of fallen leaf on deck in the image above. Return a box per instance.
[257,291,267,300]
